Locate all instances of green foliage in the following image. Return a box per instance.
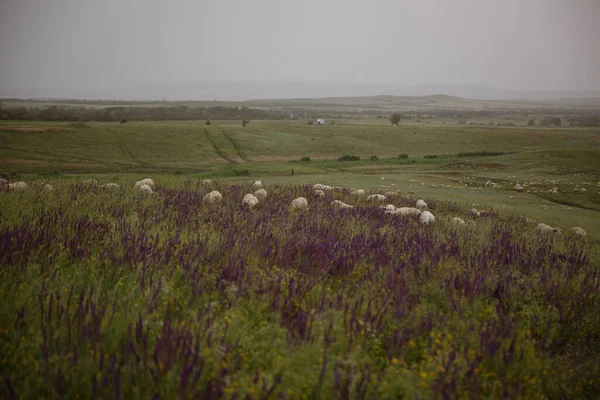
[398,153,409,159]
[300,156,311,162]
[424,154,438,159]
[337,154,361,161]
[389,113,401,126]
[370,155,379,161]
[205,120,211,125]
[242,119,249,127]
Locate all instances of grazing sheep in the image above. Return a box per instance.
[416,199,427,209]
[351,189,366,196]
[515,184,524,192]
[101,183,120,189]
[420,211,435,224]
[470,208,481,218]
[135,178,155,189]
[254,189,267,200]
[314,190,325,197]
[0,179,8,190]
[386,207,421,217]
[367,194,387,201]
[331,200,353,210]
[291,197,308,210]
[8,181,28,191]
[253,181,263,188]
[451,217,466,225]
[138,184,154,194]
[243,193,259,209]
[571,227,587,237]
[535,223,561,234]
[204,191,222,203]
[384,204,396,212]
[313,184,332,191]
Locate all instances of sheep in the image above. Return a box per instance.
[204,191,222,203]
[571,227,587,237]
[8,182,28,191]
[44,184,54,191]
[135,178,155,190]
[314,190,325,197]
[367,194,386,201]
[416,199,427,209]
[420,211,435,224]
[291,197,308,210]
[243,193,259,209]
[253,181,263,188]
[101,183,120,189]
[386,207,421,217]
[451,217,466,225]
[201,179,212,185]
[313,184,332,191]
[254,188,267,200]
[383,204,396,212]
[0,179,8,190]
[351,189,366,196]
[138,184,154,194]
[331,200,353,210]
[535,223,561,234]
[514,184,524,192]
[470,208,481,218]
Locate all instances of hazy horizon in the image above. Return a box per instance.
[1,0,599,100]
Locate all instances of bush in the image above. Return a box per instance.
[424,154,438,159]
[205,120,211,125]
[242,119,249,127]
[398,154,409,159]
[389,113,401,126]
[370,155,379,161]
[174,170,183,175]
[300,156,311,162]
[232,168,249,176]
[337,155,360,161]
[457,151,506,157]
[120,119,127,124]
[527,118,535,126]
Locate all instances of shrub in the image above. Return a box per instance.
[398,154,409,159]
[370,155,379,161]
[424,154,438,159]
[300,156,311,162]
[242,119,249,127]
[206,120,211,125]
[389,113,401,126]
[527,118,535,126]
[174,170,183,175]
[232,168,249,176]
[337,154,360,161]
[120,119,128,124]
[457,151,506,157]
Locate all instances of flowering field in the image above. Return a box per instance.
[1,180,599,399]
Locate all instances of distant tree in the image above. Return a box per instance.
[206,120,211,125]
[242,119,249,127]
[120,119,127,124]
[389,113,401,126]
[527,118,535,126]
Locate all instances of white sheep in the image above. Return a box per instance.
[254,189,267,200]
[291,197,308,210]
[204,191,222,203]
[8,182,28,191]
[416,199,427,209]
[331,200,353,210]
[44,184,54,191]
[451,217,466,225]
[314,190,325,197]
[313,184,332,191]
[470,208,481,218]
[138,184,154,194]
[386,207,421,217]
[351,189,366,196]
[571,227,587,237]
[420,211,435,224]
[135,178,155,189]
[0,179,8,190]
[101,183,120,189]
[367,194,387,201]
[514,184,524,192]
[253,181,263,188]
[243,193,259,209]
[201,179,212,185]
[535,223,561,234]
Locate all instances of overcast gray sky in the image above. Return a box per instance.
[1,0,599,98]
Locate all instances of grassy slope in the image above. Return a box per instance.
[1,120,599,236]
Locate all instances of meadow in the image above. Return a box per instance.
[1,119,600,398]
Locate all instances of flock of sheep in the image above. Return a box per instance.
[0,177,588,237]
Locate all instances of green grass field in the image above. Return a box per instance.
[2,120,600,236]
